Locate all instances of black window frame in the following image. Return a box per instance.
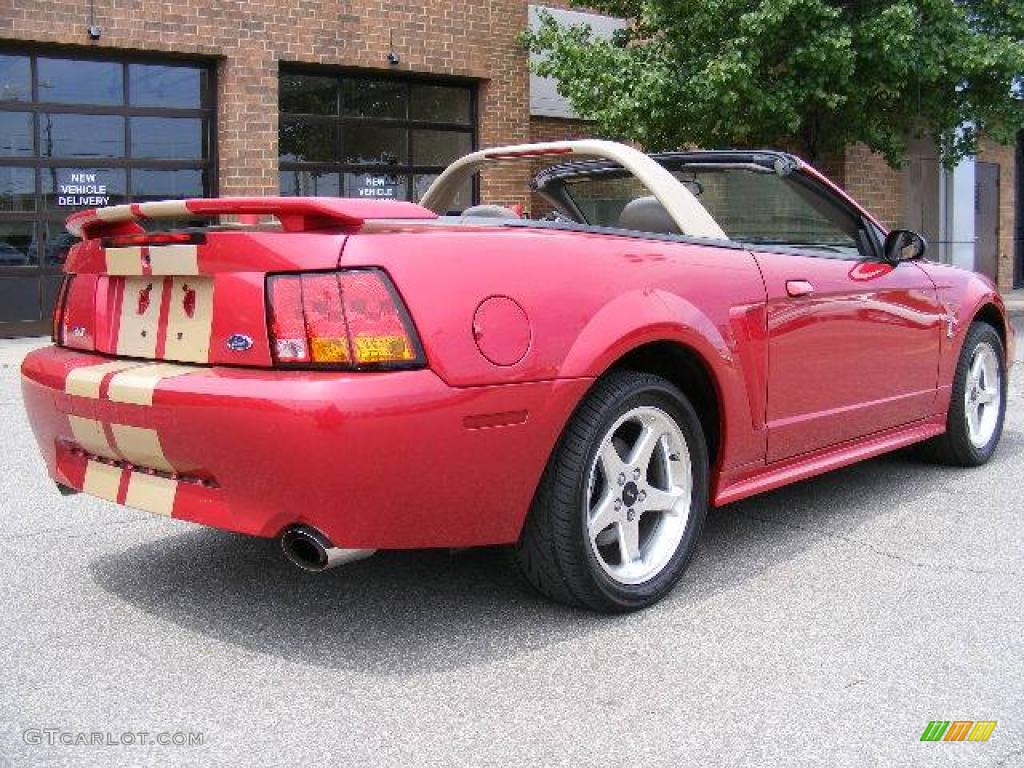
[278,64,478,208]
[0,45,216,332]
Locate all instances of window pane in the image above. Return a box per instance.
[37,57,123,105]
[131,117,206,160]
[280,74,337,115]
[280,170,340,197]
[0,54,31,102]
[343,79,406,119]
[280,118,336,162]
[0,112,33,156]
[39,114,125,158]
[344,172,407,201]
[131,169,206,201]
[564,175,649,226]
[679,170,860,256]
[0,221,36,266]
[413,174,471,213]
[0,167,35,212]
[130,64,206,108]
[41,167,126,210]
[411,84,471,124]
[42,219,77,265]
[342,125,406,165]
[412,129,471,166]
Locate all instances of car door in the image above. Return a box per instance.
[740,172,944,463]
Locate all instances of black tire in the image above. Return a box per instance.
[919,322,1007,466]
[512,371,709,612]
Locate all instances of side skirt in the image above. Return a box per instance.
[713,419,946,507]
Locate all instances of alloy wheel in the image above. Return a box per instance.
[585,406,693,585]
[965,341,1001,449]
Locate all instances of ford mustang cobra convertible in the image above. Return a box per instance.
[21,140,1012,612]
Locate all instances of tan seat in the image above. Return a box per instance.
[617,196,681,235]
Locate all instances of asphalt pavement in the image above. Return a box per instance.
[0,321,1021,767]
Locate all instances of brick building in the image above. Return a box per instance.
[0,1,1020,334]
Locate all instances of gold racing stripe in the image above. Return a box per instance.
[163,277,214,363]
[95,204,135,223]
[82,459,122,502]
[67,415,119,460]
[124,472,177,517]
[110,424,176,473]
[116,277,165,359]
[65,359,146,400]
[148,245,199,276]
[104,247,145,276]
[137,200,189,218]
[106,362,196,406]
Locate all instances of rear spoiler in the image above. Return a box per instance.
[66,197,438,239]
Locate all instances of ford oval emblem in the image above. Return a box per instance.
[226,333,253,352]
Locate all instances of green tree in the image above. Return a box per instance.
[525,0,1024,166]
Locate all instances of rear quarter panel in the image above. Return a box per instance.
[340,225,769,473]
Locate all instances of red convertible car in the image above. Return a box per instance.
[21,140,1012,612]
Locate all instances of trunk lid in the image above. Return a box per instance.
[56,197,435,367]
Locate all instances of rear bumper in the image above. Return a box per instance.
[21,346,591,548]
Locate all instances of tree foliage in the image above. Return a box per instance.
[524,0,1024,165]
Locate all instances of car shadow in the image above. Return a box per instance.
[88,426,1021,675]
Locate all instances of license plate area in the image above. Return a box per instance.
[105,275,215,363]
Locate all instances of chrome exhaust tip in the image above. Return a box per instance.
[280,525,375,572]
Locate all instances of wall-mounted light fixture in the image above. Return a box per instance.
[387,30,400,66]
[87,0,101,40]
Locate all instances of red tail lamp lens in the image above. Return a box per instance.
[300,273,351,364]
[267,269,422,368]
[268,276,309,363]
[339,271,418,365]
[102,232,204,248]
[52,275,72,344]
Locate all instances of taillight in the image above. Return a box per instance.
[301,273,351,364]
[266,269,424,369]
[51,275,72,344]
[101,232,205,248]
[268,276,309,362]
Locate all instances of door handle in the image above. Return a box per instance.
[786,279,815,297]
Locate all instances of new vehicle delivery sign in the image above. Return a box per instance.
[56,172,110,208]
[350,174,399,199]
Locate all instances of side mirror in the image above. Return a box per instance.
[883,229,927,264]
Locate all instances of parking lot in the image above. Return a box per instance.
[1,321,1021,767]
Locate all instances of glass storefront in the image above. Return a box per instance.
[279,69,477,212]
[0,49,214,331]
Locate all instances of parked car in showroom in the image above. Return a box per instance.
[21,140,1012,612]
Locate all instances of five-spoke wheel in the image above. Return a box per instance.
[586,406,692,585]
[513,371,709,612]
[964,341,1001,449]
[921,321,1006,466]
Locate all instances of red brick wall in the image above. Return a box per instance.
[528,115,595,215]
[0,0,532,207]
[842,144,904,230]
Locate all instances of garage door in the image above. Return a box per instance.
[0,49,215,336]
